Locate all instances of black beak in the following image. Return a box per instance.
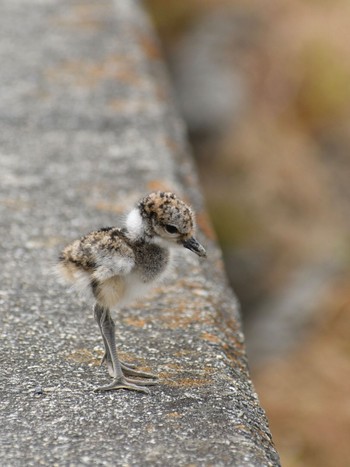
[182,237,206,258]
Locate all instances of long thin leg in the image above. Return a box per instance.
[93,304,157,379]
[93,305,155,393]
[95,312,137,371]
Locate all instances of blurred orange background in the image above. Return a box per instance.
[145,1,350,465]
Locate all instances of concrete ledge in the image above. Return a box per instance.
[0,0,280,465]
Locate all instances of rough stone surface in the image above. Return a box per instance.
[0,0,280,465]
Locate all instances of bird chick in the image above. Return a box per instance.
[58,191,206,393]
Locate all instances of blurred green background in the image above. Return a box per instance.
[145,0,350,465]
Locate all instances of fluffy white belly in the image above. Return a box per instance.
[120,273,155,306]
[119,251,174,307]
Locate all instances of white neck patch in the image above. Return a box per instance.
[125,208,144,239]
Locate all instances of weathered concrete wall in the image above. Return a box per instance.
[0,0,280,465]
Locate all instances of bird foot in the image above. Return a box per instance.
[100,353,137,370]
[120,360,137,370]
[101,353,157,379]
[121,366,158,379]
[107,363,158,381]
[94,377,152,394]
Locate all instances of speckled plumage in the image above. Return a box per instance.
[59,225,170,308]
[138,191,194,236]
[58,191,206,393]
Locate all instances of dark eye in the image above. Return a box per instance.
[164,224,179,234]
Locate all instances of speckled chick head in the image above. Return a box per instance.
[138,192,206,257]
